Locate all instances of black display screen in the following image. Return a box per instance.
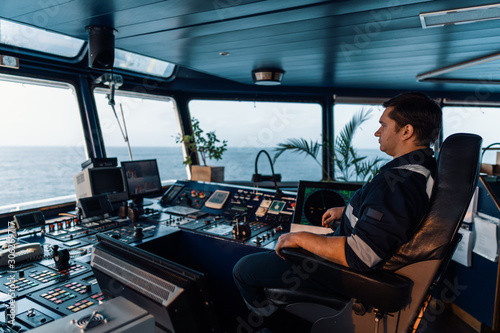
[292,181,363,227]
[160,185,184,206]
[122,159,163,201]
[14,211,45,230]
[90,167,126,195]
[78,195,113,218]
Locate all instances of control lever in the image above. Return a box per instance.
[52,245,70,270]
[132,226,144,238]
[232,214,251,239]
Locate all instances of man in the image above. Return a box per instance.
[232,92,442,317]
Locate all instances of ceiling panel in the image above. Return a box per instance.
[1,0,500,91]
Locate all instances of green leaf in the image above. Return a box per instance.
[273,106,387,182]
[176,117,228,166]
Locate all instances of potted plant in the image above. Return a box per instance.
[176,117,228,182]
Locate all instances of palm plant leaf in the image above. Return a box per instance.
[273,138,322,167]
[334,108,371,155]
[273,106,386,182]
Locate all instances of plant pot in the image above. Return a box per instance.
[191,165,224,182]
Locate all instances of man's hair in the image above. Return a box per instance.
[383,92,442,146]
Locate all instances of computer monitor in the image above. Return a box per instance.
[292,180,363,229]
[77,194,113,219]
[74,167,129,203]
[121,159,163,206]
[91,233,220,333]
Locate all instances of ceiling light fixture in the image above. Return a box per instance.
[252,69,285,86]
[420,3,500,28]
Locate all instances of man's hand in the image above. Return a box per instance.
[275,233,301,259]
[322,206,345,227]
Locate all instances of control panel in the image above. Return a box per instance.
[159,181,295,244]
[173,188,212,209]
[2,180,297,331]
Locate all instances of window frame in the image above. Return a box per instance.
[0,74,84,214]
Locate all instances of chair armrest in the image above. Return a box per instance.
[280,248,413,313]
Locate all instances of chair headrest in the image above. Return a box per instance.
[382,133,482,271]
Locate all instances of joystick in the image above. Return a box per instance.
[133,226,144,238]
[52,245,70,270]
[232,223,251,239]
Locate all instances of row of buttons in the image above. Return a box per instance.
[67,298,96,312]
[64,281,90,294]
[40,288,78,304]
[4,277,38,292]
[30,264,87,283]
[248,221,268,231]
[67,292,105,313]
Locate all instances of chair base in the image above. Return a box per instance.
[268,260,442,333]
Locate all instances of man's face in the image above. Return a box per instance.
[374,107,401,157]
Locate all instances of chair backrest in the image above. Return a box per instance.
[382,133,482,271]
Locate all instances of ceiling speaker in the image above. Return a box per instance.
[87,26,115,70]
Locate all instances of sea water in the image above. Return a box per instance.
[0,146,387,212]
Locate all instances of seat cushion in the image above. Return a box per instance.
[265,287,350,311]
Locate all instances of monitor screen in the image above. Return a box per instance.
[90,167,128,203]
[292,181,363,227]
[159,184,184,206]
[77,194,113,218]
[14,211,45,230]
[121,159,163,204]
[91,233,220,332]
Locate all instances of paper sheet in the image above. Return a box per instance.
[452,228,473,267]
[290,224,333,235]
[472,215,498,262]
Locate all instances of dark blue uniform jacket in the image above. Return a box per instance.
[334,148,437,272]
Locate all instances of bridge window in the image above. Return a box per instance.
[443,106,500,164]
[0,20,175,78]
[114,49,176,78]
[94,89,184,183]
[0,19,84,57]
[188,100,322,182]
[0,75,84,214]
[333,103,387,181]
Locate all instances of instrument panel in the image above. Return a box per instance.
[160,181,295,244]
[3,180,296,331]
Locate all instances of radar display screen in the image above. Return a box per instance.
[292,181,363,227]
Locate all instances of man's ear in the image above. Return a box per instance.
[401,124,414,141]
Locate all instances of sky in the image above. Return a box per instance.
[0,79,382,150]
[1,79,499,163]
[0,80,84,147]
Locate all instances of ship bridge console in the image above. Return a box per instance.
[1,180,318,332]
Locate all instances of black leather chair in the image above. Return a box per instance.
[264,133,482,333]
